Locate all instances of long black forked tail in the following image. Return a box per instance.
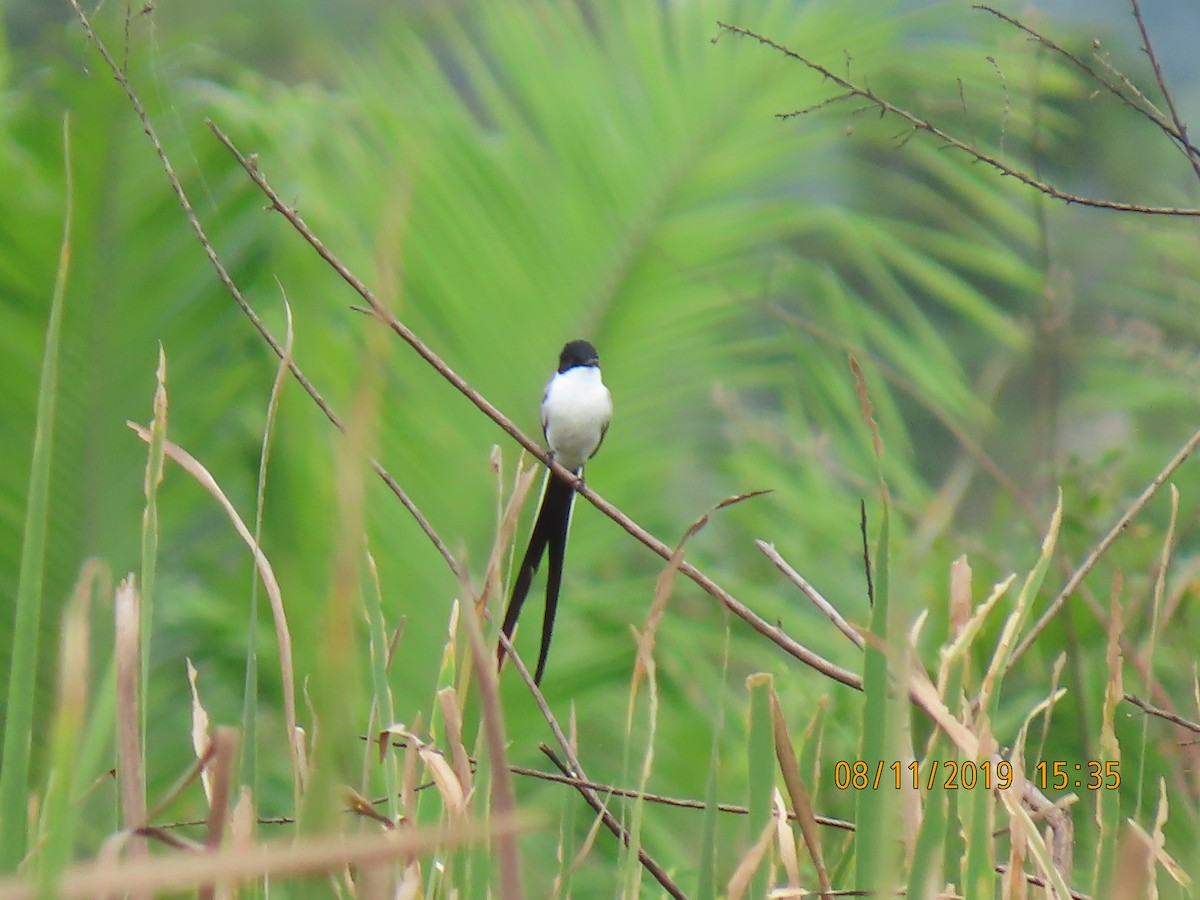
[497,470,577,684]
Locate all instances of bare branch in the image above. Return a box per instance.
[718,20,1200,217]
[974,6,1199,158]
[1127,0,1200,182]
[1122,691,1200,736]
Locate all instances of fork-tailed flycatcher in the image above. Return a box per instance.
[498,339,612,685]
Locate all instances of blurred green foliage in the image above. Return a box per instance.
[1,0,1197,892]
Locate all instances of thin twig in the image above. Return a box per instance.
[757,541,863,649]
[1122,691,1200,736]
[718,20,1200,218]
[66,0,466,585]
[1127,0,1200,182]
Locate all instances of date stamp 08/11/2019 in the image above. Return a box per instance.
[833,759,1121,792]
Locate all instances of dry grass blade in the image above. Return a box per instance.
[0,820,527,899]
[554,796,610,895]
[769,689,833,896]
[346,787,395,828]
[481,459,539,621]
[396,728,466,818]
[1108,823,1155,900]
[849,355,884,464]
[114,576,147,868]
[185,659,213,803]
[1099,574,1123,767]
[978,492,1062,711]
[938,574,1015,678]
[1135,485,1176,822]
[1141,780,1192,888]
[198,727,238,900]
[127,423,302,803]
[37,559,104,888]
[437,689,473,802]
[773,789,801,890]
[457,594,521,900]
[230,788,255,848]
[726,816,776,900]
[203,728,238,851]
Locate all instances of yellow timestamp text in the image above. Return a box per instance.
[832,759,1121,791]
[834,760,1014,791]
[1034,760,1120,791]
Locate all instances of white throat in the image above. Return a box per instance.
[541,366,613,473]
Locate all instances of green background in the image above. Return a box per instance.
[2,0,1197,893]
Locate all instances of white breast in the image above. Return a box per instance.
[541,366,613,473]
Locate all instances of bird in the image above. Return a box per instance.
[498,339,613,685]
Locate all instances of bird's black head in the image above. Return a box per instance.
[558,339,600,373]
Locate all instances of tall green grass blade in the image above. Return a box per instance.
[932,562,970,898]
[959,735,996,897]
[906,737,949,898]
[0,116,73,871]
[855,498,898,892]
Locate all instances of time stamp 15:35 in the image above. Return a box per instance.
[833,759,1121,792]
